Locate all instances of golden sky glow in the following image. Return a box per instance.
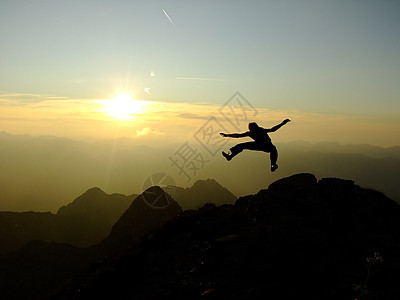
[1,2,399,148]
[0,91,399,147]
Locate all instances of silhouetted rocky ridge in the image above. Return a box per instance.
[95,186,183,258]
[53,173,400,300]
[0,186,182,300]
[0,179,234,255]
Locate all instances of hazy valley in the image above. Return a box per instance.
[1,132,399,212]
[1,173,400,299]
[1,132,400,299]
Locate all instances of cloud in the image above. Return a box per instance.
[178,113,223,121]
[0,91,70,106]
[136,127,165,137]
[1,91,399,147]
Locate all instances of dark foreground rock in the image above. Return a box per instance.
[54,173,400,300]
[0,187,182,300]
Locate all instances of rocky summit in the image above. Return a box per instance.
[56,173,400,300]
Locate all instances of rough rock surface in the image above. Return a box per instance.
[55,173,400,300]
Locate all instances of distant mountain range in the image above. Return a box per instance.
[55,174,400,300]
[1,173,400,299]
[172,178,236,210]
[1,132,399,212]
[0,179,235,254]
[280,140,400,159]
[0,186,181,299]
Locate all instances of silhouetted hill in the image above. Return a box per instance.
[57,187,136,246]
[0,180,232,254]
[57,187,128,215]
[0,210,107,253]
[0,189,136,254]
[0,240,90,300]
[0,132,175,211]
[55,174,400,300]
[96,186,183,257]
[1,132,400,211]
[278,146,400,202]
[0,211,61,254]
[0,186,183,300]
[173,179,237,210]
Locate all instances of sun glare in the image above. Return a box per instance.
[96,93,147,120]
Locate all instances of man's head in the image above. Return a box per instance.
[248,122,259,132]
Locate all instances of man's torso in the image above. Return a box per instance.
[248,128,271,144]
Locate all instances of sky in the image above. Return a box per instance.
[1,0,399,146]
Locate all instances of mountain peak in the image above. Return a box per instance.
[57,187,108,215]
[190,178,220,187]
[173,178,236,210]
[96,185,182,257]
[139,186,176,209]
[83,187,106,196]
[55,173,400,299]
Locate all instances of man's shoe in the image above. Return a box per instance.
[222,151,231,161]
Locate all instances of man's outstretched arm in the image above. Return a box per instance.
[220,131,250,138]
[267,119,291,132]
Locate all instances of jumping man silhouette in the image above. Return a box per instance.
[220,119,291,172]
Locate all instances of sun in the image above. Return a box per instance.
[96,93,147,120]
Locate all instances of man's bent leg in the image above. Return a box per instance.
[270,145,278,165]
[270,145,278,171]
[229,142,258,159]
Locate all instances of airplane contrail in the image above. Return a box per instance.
[162,9,174,26]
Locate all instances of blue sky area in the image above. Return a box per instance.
[1,1,399,146]
[1,1,399,112]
